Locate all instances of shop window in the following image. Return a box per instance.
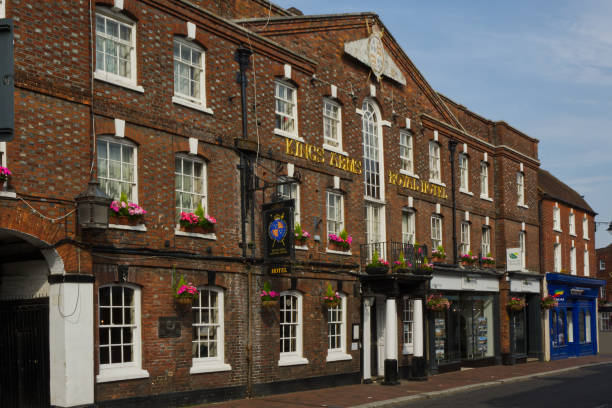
[429,141,441,183]
[402,210,415,245]
[600,312,612,332]
[327,294,350,361]
[362,100,383,200]
[97,137,137,202]
[586,310,592,343]
[403,298,414,354]
[399,131,413,174]
[551,309,567,347]
[553,206,561,231]
[279,291,307,366]
[481,227,491,257]
[554,243,562,273]
[95,8,141,91]
[459,153,469,192]
[569,212,576,235]
[173,38,209,111]
[274,80,298,137]
[460,222,470,255]
[175,155,206,218]
[278,176,300,225]
[326,191,344,236]
[323,99,342,151]
[480,161,489,199]
[431,215,442,249]
[191,287,230,373]
[516,172,525,206]
[98,284,148,382]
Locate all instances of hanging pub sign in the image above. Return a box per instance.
[263,199,294,273]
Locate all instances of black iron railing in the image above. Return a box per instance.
[360,241,429,273]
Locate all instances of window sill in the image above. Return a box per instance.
[94,71,144,93]
[326,351,353,362]
[295,245,308,251]
[0,191,16,199]
[428,179,446,187]
[278,355,309,367]
[190,362,231,374]
[570,232,577,237]
[480,195,493,202]
[326,248,352,256]
[584,236,590,241]
[459,189,474,196]
[172,96,214,115]
[323,143,348,156]
[274,128,304,142]
[174,227,217,240]
[109,223,147,232]
[553,228,563,233]
[518,204,529,209]
[399,169,419,179]
[97,368,149,383]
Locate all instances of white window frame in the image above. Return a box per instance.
[279,291,308,366]
[175,154,207,217]
[278,177,300,225]
[274,80,299,139]
[460,222,470,255]
[322,98,342,153]
[600,312,612,332]
[365,202,386,260]
[554,243,562,273]
[402,209,415,245]
[570,246,577,275]
[361,100,385,201]
[517,172,525,206]
[326,294,351,362]
[569,212,576,236]
[480,161,489,199]
[459,153,469,193]
[399,131,414,175]
[191,287,231,374]
[429,142,441,183]
[0,1,5,19]
[553,206,561,231]
[583,216,589,239]
[519,231,526,270]
[326,191,344,237]
[402,297,414,355]
[97,136,138,203]
[172,38,212,114]
[584,248,590,276]
[94,8,143,92]
[585,310,592,343]
[601,259,607,271]
[97,284,149,383]
[431,215,442,249]
[481,227,491,257]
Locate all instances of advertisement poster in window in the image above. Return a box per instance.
[434,318,446,359]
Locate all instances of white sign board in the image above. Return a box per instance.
[506,248,522,272]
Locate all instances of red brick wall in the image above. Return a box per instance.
[597,246,612,301]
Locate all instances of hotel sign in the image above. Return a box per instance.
[285,138,363,175]
[263,199,294,261]
[388,171,448,199]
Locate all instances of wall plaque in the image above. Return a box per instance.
[158,317,181,338]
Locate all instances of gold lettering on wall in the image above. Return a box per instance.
[388,170,448,199]
[284,138,362,175]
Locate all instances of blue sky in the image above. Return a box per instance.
[273,0,612,248]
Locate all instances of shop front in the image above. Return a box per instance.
[546,273,605,360]
[508,272,544,363]
[428,267,502,373]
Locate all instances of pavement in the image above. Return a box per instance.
[198,354,612,408]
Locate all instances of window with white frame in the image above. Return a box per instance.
[569,212,576,235]
[601,259,607,270]
[584,248,590,276]
[600,312,612,332]
[362,100,382,200]
[431,215,442,249]
[95,8,138,86]
[326,191,344,237]
[278,177,300,225]
[429,142,441,183]
[403,298,414,354]
[519,231,526,270]
[459,154,469,192]
[175,155,206,218]
[97,137,137,201]
[402,210,415,245]
[570,246,577,275]
[327,294,350,361]
[481,227,491,256]
[583,216,589,239]
[601,287,606,300]
[554,243,562,273]
[0,0,4,18]
[553,206,561,231]
[98,284,147,381]
[323,99,341,150]
[275,81,297,136]
[517,172,525,206]
[365,203,384,259]
[460,222,470,255]
[480,162,489,198]
[173,38,206,107]
[399,131,413,174]
[279,292,307,365]
[192,287,230,373]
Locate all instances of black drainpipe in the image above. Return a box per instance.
[448,139,458,265]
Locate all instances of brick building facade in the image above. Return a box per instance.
[597,244,612,302]
[0,0,590,407]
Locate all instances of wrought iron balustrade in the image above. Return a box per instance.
[360,241,429,273]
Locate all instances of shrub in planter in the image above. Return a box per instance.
[294,223,311,246]
[328,229,352,251]
[260,281,279,307]
[416,257,434,274]
[109,192,147,225]
[459,251,478,267]
[481,253,495,267]
[431,245,446,262]
[365,250,389,275]
[322,284,341,308]
[393,251,413,273]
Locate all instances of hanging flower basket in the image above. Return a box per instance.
[174,296,194,310]
[261,281,279,307]
[322,284,341,308]
[508,297,526,311]
[173,275,199,312]
[426,294,450,311]
[541,296,558,310]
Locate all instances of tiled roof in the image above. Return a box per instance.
[538,169,595,214]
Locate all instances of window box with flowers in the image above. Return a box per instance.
[393,251,413,274]
[260,281,279,307]
[322,284,341,308]
[365,250,389,275]
[541,296,558,310]
[481,253,495,268]
[426,294,450,312]
[0,166,11,185]
[109,192,147,228]
[507,297,526,311]
[174,275,199,311]
[459,251,478,267]
[179,203,216,235]
[415,257,434,275]
[328,229,352,252]
[431,246,446,263]
[294,223,311,248]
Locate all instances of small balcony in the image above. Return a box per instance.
[360,241,430,274]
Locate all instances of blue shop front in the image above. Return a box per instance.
[546,273,605,360]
